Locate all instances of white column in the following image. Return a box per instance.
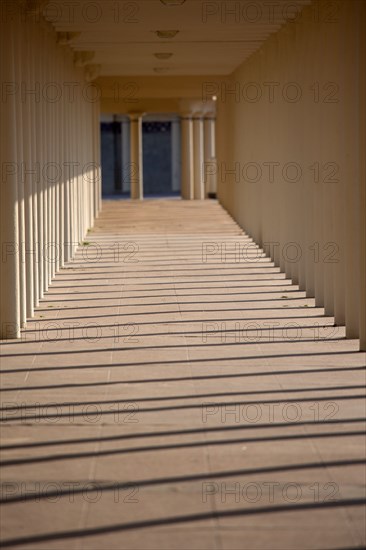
[58,48,65,269]
[49,31,57,281]
[29,18,43,301]
[76,76,83,246]
[203,117,217,197]
[52,37,60,275]
[121,118,130,193]
[93,100,101,217]
[359,0,366,350]
[14,15,27,327]
[63,52,71,262]
[22,18,34,318]
[171,119,181,193]
[40,24,49,294]
[96,101,102,214]
[0,17,20,339]
[180,116,194,200]
[193,116,205,200]
[129,113,144,200]
[86,99,94,231]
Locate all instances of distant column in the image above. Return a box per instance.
[171,119,181,193]
[0,17,20,338]
[204,117,217,197]
[193,116,205,200]
[180,116,194,200]
[113,115,122,193]
[129,113,144,200]
[121,117,130,194]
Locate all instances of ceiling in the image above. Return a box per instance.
[43,0,311,76]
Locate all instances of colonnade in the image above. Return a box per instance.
[0,4,101,339]
[124,112,216,201]
[101,112,216,200]
[217,0,366,350]
[1,0,363,353]
[181,115,216,200]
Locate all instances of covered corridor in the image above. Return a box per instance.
[1,0,366,548]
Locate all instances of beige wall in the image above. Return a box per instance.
[217,0,366,350]
[96,75,228,115]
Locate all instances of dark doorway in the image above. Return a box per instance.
[100,115,181,197]
[101,120,121,196]
[143,121,175,196]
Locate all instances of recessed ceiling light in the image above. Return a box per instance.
[154,53,173,60]
[156,30,179,39]
[212,95,217,101]
[153,67,171,73]
[160,0,186,5]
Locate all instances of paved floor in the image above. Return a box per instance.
[1,199,365,550]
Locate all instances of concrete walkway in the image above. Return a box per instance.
[1,199,365,549]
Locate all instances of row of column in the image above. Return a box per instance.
[126,113,216,200]
[217,0,365,350]
[181,116,216,200]
[0,5,101,339]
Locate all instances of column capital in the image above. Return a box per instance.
[57,32,81,46]
[192,115,204,121]
[74,51,95,68]
[84,64,101,82]
[128,112,146,122]
[180,111,193,119]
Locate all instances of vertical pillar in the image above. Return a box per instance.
[193,116,205,200]
[76,74,83,246]
[71,74,79,255]
[180,115,194,200]
[87,99,94,231]
[343,4,361,339]
[63,52,71,262]
[113,115,122,193]
[49,31,57,281]
[129,113,144,200]
[22,17,34,317]
[96,101,102,213]
[14,13,27,327]
[52,37,60,275]
[40,24,49,294]
[58,47,65,269]
[92,100,101,216]
[0,16,20,339]
[121,117,130,194]
[359,0,366,351]
[171,118,181,193]
[203,117,216,197]
[313,167,325,307]
[28,18,43,301]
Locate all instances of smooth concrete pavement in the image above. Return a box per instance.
[1,199,365,549]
